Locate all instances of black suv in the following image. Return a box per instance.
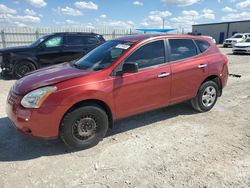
[0,32,105,78]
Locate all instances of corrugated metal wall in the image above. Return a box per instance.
[0,27,137,48]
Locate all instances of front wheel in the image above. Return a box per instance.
[60,105,109,150]
[191,81,219,112]
[14,61,36,78]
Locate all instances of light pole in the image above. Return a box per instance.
[162,18,165,29]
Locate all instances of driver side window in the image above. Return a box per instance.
[124,40,165,69]
[44,36,62,48]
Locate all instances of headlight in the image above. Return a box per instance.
[21,86,57,108]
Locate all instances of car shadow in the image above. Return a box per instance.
[0,102,197,162]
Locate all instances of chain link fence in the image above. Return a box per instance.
[0,27,138,48]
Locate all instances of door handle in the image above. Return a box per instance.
[198,64,207,69]
[158,72,170,78]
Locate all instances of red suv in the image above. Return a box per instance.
[6,34,228,149]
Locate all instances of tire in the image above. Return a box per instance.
[60,105,109,150]
[14,61,36,79]
[223,45,228,48]
[191,81,219,112]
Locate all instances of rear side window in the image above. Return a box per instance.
[195,40,210,53]
[168,39,197,61]
[124,40,165,69]
[85,36,99,45]
[65,35,99,46]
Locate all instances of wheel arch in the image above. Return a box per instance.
[201,75,222,96]
[60,99,114,130]
[18,58,39,69]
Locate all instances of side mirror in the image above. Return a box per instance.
[38,43,45,49]
[122,62,139,74]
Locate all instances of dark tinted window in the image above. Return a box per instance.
[65,35,99,46]
[84,36,99,45]
[124,40,165,69]
[169,39,197,61]
[195,40,210,53]
[233,35,243,38]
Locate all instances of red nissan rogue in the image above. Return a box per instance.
[6,34,228,149]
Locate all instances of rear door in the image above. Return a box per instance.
[113,40,171,119]
[168,38,209,104]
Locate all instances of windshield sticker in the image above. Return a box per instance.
[115,44,131,50]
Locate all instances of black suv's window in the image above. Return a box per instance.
[44,36,62,48]
[169,39,197,61]
[65,35,99,46]
[85,36,99,45]
[124,40,165,69]
[195,40,210,53]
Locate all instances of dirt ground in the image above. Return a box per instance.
[0,47,249,188]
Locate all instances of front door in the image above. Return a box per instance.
[113,40,171,119]
[37,35,64,65]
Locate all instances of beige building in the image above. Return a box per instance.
[192,20,250,44]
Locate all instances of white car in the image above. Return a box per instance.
[223,33,250,47]
[233,38,250,54]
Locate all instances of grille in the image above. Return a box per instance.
[234,49,247,52]
[7,91,19,105]
[235,46,248,48]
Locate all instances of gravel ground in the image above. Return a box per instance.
[0,47,249,188]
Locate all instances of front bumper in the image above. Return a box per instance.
[6,90,66,139]
[223,41,237,47]
[0,55,14,75]
[233,47,250,53]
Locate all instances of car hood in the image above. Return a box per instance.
[234,42,250,47]
[13,62,92,95]
[0,46,32,53]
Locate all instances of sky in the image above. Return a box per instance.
[0,0,250,32]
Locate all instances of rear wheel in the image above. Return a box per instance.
[60,105,109,150]
[191,81,219,112]
[14,61,36,78]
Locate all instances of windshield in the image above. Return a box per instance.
[233,35,243,38]
[74,40,134,71]
[30,35,50,47]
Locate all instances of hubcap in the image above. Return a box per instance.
[17,64,32,77]
[202,86,216,107]
[72,115,97,140]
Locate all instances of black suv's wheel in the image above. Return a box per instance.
[191,81,219,112]
[14,61,36,78]
[60,105,109,150]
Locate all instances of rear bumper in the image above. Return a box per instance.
[221,64,229,89]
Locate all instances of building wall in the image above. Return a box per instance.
[192,21,250,44]
[228,22,250,36]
